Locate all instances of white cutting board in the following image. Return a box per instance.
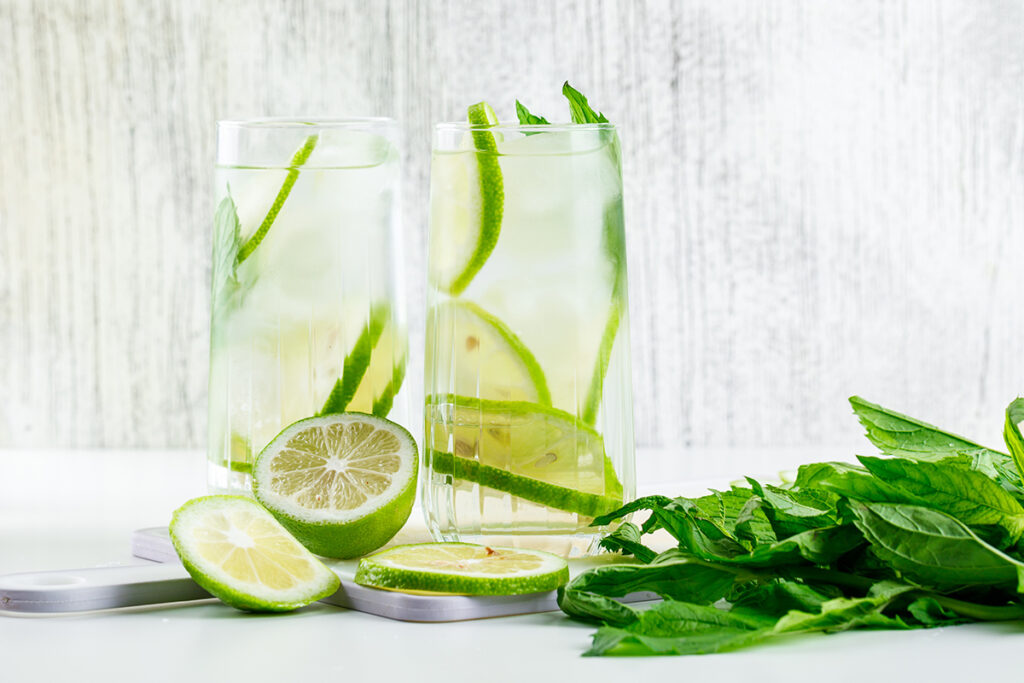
[0,525,656,621]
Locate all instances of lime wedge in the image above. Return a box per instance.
[425,394,623,516]
[426,300,550,405]
[354,542,569,595]
[169,495,340,612]
[428,102,503,295]
[252,413,418,558]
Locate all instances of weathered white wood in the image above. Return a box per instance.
[1,0,1022,464]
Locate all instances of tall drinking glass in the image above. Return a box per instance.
[423,120,635,557]
[208,119,407,492]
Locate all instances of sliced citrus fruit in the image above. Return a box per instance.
[425,394,623,516]
[169,495,340,612]
[354,542,569,595]
[428,102,503,295]
[426,300,550,405]
[252,413,418,558]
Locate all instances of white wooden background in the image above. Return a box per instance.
[2,0,1023,467]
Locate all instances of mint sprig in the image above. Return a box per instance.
[561,397,1024,657]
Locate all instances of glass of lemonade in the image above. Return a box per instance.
[423,113,636,557]
[208,118,407,492]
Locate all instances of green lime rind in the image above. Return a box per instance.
[321,303,391,415]
[425,393,600,437]
[236,134,319,265]
[252,413,419,559]
[438,300,552,406]
[582,167,627,426]
[169,495,340,612]
[443,102,504,296]
[354,543,569,595]
[429,450,621,518]
[372,354,407,418]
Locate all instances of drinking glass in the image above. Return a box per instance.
[422,120,636,557]
[207,118,407,492]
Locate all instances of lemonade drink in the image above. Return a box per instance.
[208,119,407,492]
[423,97,635,557]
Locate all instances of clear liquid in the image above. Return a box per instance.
[207,137,407,492]
[423,128,636,556]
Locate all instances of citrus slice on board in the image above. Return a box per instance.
[252,413,418,558]
[425,300,550,405]
[354,542,569,595]
[169,495,340,612]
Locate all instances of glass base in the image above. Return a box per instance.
[207,461,254,495]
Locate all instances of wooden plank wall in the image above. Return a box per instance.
[2,0,1022,464]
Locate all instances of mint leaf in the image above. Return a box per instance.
[849,396,997,457]
[562,82,609,124]
[514,100,549,125]
[211,191,244,317]
[746,478,837,537]
[846,500,1024,590]
[1003,398,1024,481]
[598,522,658,563]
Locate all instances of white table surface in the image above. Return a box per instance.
[2,448,1021,683]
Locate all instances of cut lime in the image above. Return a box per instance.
[425,300,550,405]
[252,413,418,558]
[169,495,340,612]
[428,102,503,295]
[321,303,407,418]
[425,395,623,516]
[354,542,569,595]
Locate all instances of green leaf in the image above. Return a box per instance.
[514,100,550,125]
[558,559,739,627]
[846,500,1024,590]
[591,495,673,528]
[772,581,914,634]
[211,192,242,313]
[728,579,840,616]
[747,478,837,537]
[849,396,999,458]
[598,522,658,564]
[734,496,778,546]
[905,596,972,626]
[857,455,1024,545]
[1003,398,1024,482]
[562,82,609,124]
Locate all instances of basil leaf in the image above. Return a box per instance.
[747,478,837,537]
[846,500,1024,590]
[1004,398,1024,482]
[857,455,1024,544]
[849,395,997,457]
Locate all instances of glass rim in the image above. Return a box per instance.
[434,121,616,133]
[217,116,397,129]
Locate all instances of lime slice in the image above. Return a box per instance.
[354,542,569,595]
[425,395,623,516]
[252,413,418,558]
[169,495,340,612]
[428,102,503,295]
[425,300,550,404]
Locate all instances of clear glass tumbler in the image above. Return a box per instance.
[422,120,636,557]
[207,118,407,493]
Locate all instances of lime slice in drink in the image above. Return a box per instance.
[426,300,550,405]
[321,303,407,419]
[425,395,623,516]
[354,542,569,595]
[252,413,418,559]
[169,495,340,612]
[428,102,504,295]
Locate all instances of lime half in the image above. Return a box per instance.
[169,495,340,612]
[253,413,418,559]
[425,395,623,516]
[354,542,569,595]
[428,102,503,295]
[426,300,550,405]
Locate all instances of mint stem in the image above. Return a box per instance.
[236,134,319,264]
